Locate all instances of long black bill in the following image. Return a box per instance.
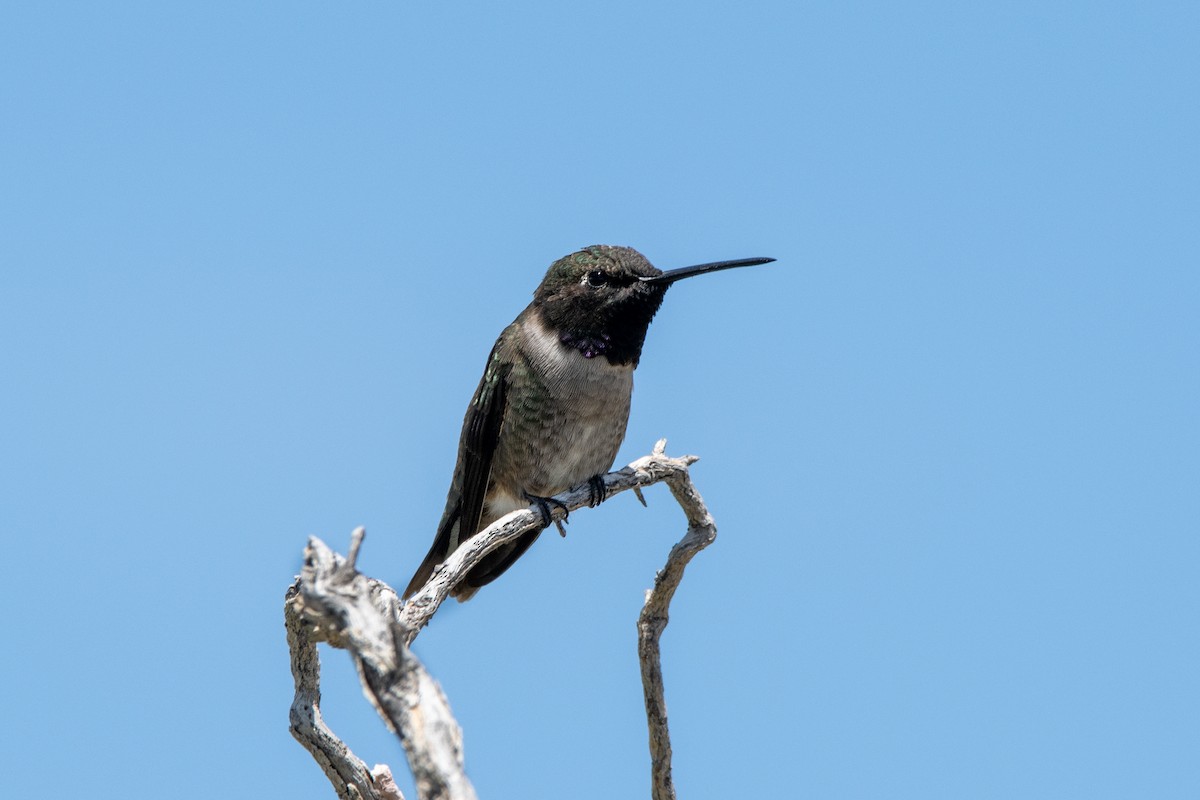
[639,256,776,286]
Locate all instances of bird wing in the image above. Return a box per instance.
[456,344,512,549]
[403,337,511,599]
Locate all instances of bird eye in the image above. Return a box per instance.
[585,270,609,287]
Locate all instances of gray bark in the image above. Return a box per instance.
[285,440,718,800]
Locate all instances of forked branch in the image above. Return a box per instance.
[285,440,717,800]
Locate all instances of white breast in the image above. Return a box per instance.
[520,315,634,399]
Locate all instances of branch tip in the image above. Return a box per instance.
[347,526,367,569]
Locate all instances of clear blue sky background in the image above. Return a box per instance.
[2,2,1197,798]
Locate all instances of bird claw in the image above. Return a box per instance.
[524,491,570,529]
[586,475,607,508]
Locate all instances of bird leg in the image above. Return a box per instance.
[524,491,570,537]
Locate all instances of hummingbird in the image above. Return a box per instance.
[403,245,775,602]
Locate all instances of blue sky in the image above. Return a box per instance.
[2,2,1197,798]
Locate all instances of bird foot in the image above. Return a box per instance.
[524,491,570,534]
[586,475,607,507]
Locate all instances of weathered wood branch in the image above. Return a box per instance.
[287,530,475,800]
[399,440,701,645]
[637,441,719,800]
[285,578,407,800]
[285,440,715,800]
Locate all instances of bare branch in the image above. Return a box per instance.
[397,441,700,646]
[289,533,477,800]
[285,441,715,800]
[285,581,406,800]
[636,440,719,800]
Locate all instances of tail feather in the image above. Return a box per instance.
[403,504,461,599]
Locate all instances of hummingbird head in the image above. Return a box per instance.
[533,245,775,366]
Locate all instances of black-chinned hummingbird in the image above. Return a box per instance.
[403,245,775,601]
